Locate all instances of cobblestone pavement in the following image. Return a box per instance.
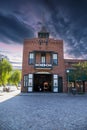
[0,93,87,130]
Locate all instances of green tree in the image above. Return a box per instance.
[0,59,12,87]
[70,62,87,81]
[9,70,21,89]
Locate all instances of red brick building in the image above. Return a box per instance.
[21,27,87,93]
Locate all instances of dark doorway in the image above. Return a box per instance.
[58,77,63,93]
[33,74,52,92]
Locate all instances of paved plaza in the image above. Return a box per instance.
[0,92,87,130]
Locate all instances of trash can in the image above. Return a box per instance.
[72,88,77,95]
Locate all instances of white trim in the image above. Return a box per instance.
[28,87,33,92]
[35,72,51,74]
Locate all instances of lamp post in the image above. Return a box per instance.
[66,70,70,93]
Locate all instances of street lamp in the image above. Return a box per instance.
[66,69,70,93]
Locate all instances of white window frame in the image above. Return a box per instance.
[53,74,58,92]
[29,52,34,64]
[53,53,58,65]
[28,74,33,92]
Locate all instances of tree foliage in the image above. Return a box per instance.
[9,70,21,89]
[69,62,87,81]
[0,59,12,86]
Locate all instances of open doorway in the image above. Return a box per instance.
[33,74,52,92]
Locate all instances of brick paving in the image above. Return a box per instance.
[0,93,87,130]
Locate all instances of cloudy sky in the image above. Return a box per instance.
[0,0,87,68]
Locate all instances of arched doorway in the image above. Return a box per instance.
[33,73,52,92]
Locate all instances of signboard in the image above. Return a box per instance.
[35,64,52,67]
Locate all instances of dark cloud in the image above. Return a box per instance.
[0,0,87,58]
[44,0,87,58]
[0,12,34,44]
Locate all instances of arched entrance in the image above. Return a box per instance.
[33,73,52,92]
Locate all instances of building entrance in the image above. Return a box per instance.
[33,74,52,92]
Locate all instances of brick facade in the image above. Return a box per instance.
[21,37,67,93]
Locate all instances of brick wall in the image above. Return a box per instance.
[21,38,67,92]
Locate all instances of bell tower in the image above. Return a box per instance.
[38,26,49,38]
[38,11,49,39]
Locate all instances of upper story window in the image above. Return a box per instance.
[41,53,46,64]
[29,53,34,64]
[53,53,58,65]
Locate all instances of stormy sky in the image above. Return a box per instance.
[0,0,87,68]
